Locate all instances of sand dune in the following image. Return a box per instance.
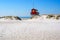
[0,16,60,40]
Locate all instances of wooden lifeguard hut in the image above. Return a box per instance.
[31,8,39,15]
[30,8,40,18]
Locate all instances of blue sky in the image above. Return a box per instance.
[0,0,60,17]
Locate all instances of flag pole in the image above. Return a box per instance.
[33,0,34,8]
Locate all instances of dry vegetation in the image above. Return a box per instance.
[0,16,21,20]
[46,14,60,20]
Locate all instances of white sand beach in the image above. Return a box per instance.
[0,16,60,40]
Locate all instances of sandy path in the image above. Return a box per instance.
[0,20,60,40]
